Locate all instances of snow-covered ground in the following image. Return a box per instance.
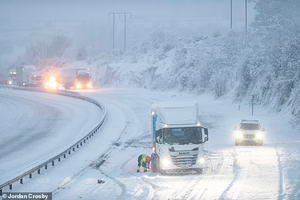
[0,89,102,185]
[2,88,300,200]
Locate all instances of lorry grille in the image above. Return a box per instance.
[244,134,255,139]
[169,151,198,167]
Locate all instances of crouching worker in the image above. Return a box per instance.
[137,154,150,172]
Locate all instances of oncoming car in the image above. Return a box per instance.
[234,120,265,146]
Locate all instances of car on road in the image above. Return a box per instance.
[234,120,265,146]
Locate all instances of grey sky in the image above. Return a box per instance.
[0,0,256,64]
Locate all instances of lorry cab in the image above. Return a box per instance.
[61,68,91,89]
[150,101,209,175]
[75,72,91,89]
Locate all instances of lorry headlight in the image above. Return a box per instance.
[46,82,57,87]
[87,83,91,87]
[8,81,12,85]
[76,83,81,88]
[161,159,171,167]
[49,76,56,82]
[235,131,243,139]
[198,157,205,163]
[256,132,264,139]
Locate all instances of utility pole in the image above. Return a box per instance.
[251,95,254,115]
[108,12,131,51]
[245,0,248,39]
[124,12,127,51]
[108,12,116,49]
[121,12,131,51]
[118,12,131,51]
[230,0,233,29]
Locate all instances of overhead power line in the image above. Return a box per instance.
[108,12,131,51]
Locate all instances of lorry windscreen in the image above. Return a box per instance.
[240,123,260,130]
[163,127,202,145]
[77,74,90,81]
[34,76,44,81]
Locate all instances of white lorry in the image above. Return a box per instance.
[16,65,36,86]
[30,73,45,87]
[0,68,9,85]
[150,101,209,174]
[61,68,91,89]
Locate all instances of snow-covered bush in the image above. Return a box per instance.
[89,0,300,123]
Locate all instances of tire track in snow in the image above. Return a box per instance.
[105,97,155,199]
[53,92,154,199]
[94,96,155,200]
[186,153,219,200]
[0,92,62,182]
[274,146,285,200]
[53,95,151,198]
[52,101,132,198]
[125,160,155,200]
[93,133,152,199]
[194,151,233,200]
[219,149,238,200]
[220,146,280,200]
[100,132,154,200]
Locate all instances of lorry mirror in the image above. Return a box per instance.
[203,127,208,143]
[204,128,208,136]
[156,137,161,144]
[204,137,208,143]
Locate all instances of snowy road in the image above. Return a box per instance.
[0,89,102,185]
[3,89,300,199]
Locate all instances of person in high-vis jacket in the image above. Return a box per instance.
[137,154,150,172]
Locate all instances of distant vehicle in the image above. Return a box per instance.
[16,65,36,86]
[234,120,265,146]
[0,68,9,85]
[61,68,91,89]
[8,68,17,85]
[150,101,209,175]
[44,75,60,90]
[30,73,45,87]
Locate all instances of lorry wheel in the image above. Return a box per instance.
[258,141,264,146]
[150,153,159,172]
[235,141,240,146]
[160,170,167,175]
[151,153,167,175]
[196,168,203,174]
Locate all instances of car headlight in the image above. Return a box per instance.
[161,159,172,168]
[198,157,205,163]
[49,77,56,82]
[256,132,264,139]
[76,83,82,88]
[235,131,243,139]
[46,82,57,87]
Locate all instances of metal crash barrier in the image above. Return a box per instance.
[0,86,106,195]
